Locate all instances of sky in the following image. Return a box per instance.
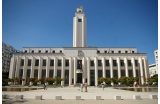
[2,0,158,64]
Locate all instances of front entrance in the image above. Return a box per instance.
[77,73,82,83]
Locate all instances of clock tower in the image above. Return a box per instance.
[73,6,86,47]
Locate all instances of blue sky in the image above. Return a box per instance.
[2,0,158,64]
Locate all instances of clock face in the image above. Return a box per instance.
[78,51,83,56]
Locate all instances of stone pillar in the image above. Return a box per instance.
[46,57,50,78]
[74,57,77,85]
[94,57,98,86]
[69,57,72,86]
[9,56,15,78]
[82,57,86,83]
[139,57,144,84]
[143,57,149,83]
[87,57,90,86]
[15,57,20,78]
[109,57,113,78]
[22,56,28,85]
[117,57,121,78]
[54,57,57,78]
[38,57,42,79]
[102,57,106,78]
[124,57,128,77]
[30,57,35,78]
[131,57,136,77]
[61,57,65,86]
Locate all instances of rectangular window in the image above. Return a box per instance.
[97,50,100,53]
[132,51,134,53]
[57,70,61,78]
[121,70,125,77]
[60,50,62,53]
[27,69,31,78]
[105,51,107,53]
[105,60,109,66]
[129,70,133,77]
[77,60,82,69]
[113,60,117,66]
[50,60,54,66]
[49,69,54,78]
[135,60,138,66]
[90,61,94,66]
[24,50,27,53]
[42,69,46,78]
[106,70,110,78]
[19,69,23,78]
[21,59,24,66]
[34,69,38,78]
[98,70,102,78]
[120,60,124,67]
[43,59,46,66]
[46,50,48,53]
[32,50,34,53]
[118,51,121,53]
[112,51,114,53]
[35,59,39,66]
[125,51,128,53]
[98,60,102,66]
[58,60,61,66]
[128,60,132,66]
[52,50,55,53]
[28,59,32,66]
[65,60,69,66]
[38,50,41,53]
[78,19,82,22]
[113,70,118,78]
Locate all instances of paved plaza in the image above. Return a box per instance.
[2,87,158,104]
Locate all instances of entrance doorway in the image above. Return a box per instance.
[77,73,82,83]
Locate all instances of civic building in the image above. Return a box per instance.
[9,7,149,86]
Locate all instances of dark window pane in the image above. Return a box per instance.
[113,70,118,78]
[129,70,133,77]
[135,60,138,66]
[34,69,38,78]
[98,70,102,78]
[19,69,23,78]
[128,60,132,66]
[58,60,61,66]
[43,60,46,66]
[52,50,55,53]
[106,70,110,78]
[113,60,117,66]
[57,70,61,78]
[42,69,46,78]
[78,19,82,22]
[77,60,82,69]
[120,60,124,67]
[121,70,125,77]
[28,59,32,66]
[98,60,102,66]
[27,69,31,78]
[21,59,24,66]
[49,69,54,78]
[39,50,41,53]
[106,60,109,66]
[65,60,69,66]
[35,59,39,66]
[65,70,69,84]
[50,60,54,66]
[90,61,94,66]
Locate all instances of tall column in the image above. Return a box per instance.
[38,57,42,79]
[54,57,57,78]
[124,57,128,77]
[30,57,35,78]
[117,57,121,78]
[23,57,28,79]
[131,57,136,77]
[143,57,149,83]
[74,57,77,85]
[139,57,144,84]
[69,57,73,86]
[61,57,65,79]
[87,57,90,86]
[82,57,86,83]
[109,57,113,78]
[15,57,20,78]
[9,56,15,78]
[102,57,106,78]
[94,57,98,86]
[46,57,50,78]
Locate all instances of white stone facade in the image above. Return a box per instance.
[149,64,156,77]
[9,7,149,86]
[154,50,158,74]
